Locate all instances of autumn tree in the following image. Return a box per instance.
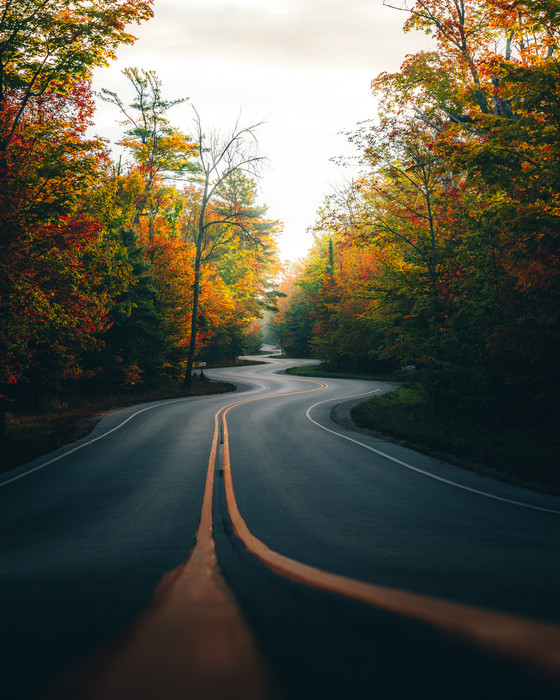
[348,119,469,365]
[274,199,392,372]
[181,111,270,388]
[380,0,560,422]
[99,67,196,235]
[95,68,197,384]
[269,263,304,354]
[0,84,130,432]
[276,1,560,425]
[100,72,279,389]
[0,0,154,172]
[310,0,560,423]
[0,0,154,435]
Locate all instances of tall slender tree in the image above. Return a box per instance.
[99,67,195,233]
[182,110,268,388]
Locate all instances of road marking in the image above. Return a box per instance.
[217,389,560,680]
[305,395,560,515]
[50,407,279,700]
[0,385,260,490]
[15,367,560,689]
[0,401,179,489]
[0,371,323,492]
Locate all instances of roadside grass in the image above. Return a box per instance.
[1,375,237,475]
[288,363,560,495]
[286,363,402,382]
[209,358,267,367]
[353,386,560,495]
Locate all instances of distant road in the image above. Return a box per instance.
[1,356,559,699]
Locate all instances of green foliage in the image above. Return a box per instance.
[352,387,560,493]
[0,4,281,440]
[0,0,154,162]
[274,0,560,468]
[100,228,165,384]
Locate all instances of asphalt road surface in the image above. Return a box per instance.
[1,356,560,700]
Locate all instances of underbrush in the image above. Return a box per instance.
[286,363,402,382]
[352,386,560,495]
[1,377,236,474]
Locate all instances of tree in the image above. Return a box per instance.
[99,73,279,390]
[387,0,560,422]
[349,118,467,364]
[182,110,268,388]
[0,82,135,434]
[101,227,165,385]
[0,0,154,172]
[0,1,154,436]
[361,0,560,423]
[99,67,196,234]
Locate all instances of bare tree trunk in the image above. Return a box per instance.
[181,110,266,389]
[0,261,10,438]
[183,251,202,390]
[183,197,207,391]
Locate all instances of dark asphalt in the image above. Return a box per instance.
[1,357,559,699]
[0,394,231,699]
[223,375,560,624]
[214,479,560,700]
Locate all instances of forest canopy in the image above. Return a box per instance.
[0,1,281,436]
[273,0,560,431]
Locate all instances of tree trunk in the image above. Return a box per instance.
[183,251,202,390]
[0,265,10,438]
[0,390,7,439]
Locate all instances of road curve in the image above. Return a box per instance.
[1,356,559,699]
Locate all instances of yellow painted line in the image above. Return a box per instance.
[51,409,281,700]
[217,397,560,681]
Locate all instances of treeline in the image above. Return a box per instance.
[0,1,280,435]
[274,0,560,432]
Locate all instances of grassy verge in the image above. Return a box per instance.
[287,363,559,495]
[1,377,236,475]
[352,385,560,496]
[286,363,402,382]
[208,358,267,367]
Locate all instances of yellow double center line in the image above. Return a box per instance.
[53,381,326,700]
[56,378,560,698]
[213,381,560,682]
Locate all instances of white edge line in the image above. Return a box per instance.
[306,391,560,516]
[0,377,270,490]
[0,400,180,489]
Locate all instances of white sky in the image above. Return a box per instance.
[91,0,431,261]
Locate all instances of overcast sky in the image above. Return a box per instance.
[91,0,431,261]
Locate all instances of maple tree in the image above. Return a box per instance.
[0,82,130,433]
[0,0,154,172]
[0,0,154,436]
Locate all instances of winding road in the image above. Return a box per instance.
[1,356,560,699]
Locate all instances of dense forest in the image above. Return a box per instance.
[274,0,560,437]
[2,0,559,469]
[0,0,281,437]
